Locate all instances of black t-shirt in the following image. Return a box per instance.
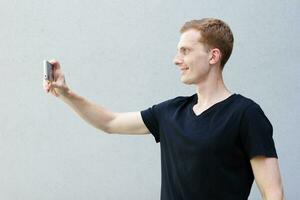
[140,93,277,200]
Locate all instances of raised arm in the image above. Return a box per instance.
[43,59,150,135]
[106,111,150,134]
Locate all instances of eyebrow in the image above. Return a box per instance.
[177,46,193,51]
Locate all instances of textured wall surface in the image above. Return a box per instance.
[0,0,299,199]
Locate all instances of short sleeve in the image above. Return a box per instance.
[141,105,160,143]
[239,103,278,159]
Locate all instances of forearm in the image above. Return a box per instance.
[58,89,116,132]
[263,188,285,200]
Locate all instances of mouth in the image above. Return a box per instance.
[180,67,189,73]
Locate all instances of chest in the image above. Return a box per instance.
[160,109,242,159]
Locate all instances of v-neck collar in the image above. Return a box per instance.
[189,93,237,119]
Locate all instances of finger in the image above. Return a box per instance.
[50,88,58,97]
[48,83,59,97]
[50,82,59,88]
[53,89,59,97]
[43,80,50,92]
[44,85,50,93]
[48,82,56,93]
[49,59,61,70]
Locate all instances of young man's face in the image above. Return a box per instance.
[173,29,212,85]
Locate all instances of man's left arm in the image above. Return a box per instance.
[250,156,285,200]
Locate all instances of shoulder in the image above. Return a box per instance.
[225,93,271,123]
[152,94,195,111]
[156,94,194,105]
[162,94,194,106]
[234,93,263,112]
[235,94,270,123]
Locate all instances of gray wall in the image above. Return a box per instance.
[1,0,299,199]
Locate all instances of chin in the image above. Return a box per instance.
[180,77,194,85]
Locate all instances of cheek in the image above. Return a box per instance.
[184,56,196,67]
[189,56,205,68]
[198,53,210,65]
[184,53,209,70]
[192,59,210,75]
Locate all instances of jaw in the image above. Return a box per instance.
[180,73,194,85]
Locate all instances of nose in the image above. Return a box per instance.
[173,53,183,66]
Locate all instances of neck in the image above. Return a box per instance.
[194,70,232,108]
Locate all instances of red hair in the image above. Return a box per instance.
[180,18,234,69]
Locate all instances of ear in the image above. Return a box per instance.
[209,48,222,65]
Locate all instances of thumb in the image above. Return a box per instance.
[50,82,60,88]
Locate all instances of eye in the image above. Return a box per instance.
[181,48,187,55]
[182,48,189,55]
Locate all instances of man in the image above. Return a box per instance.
[43,18,285,200]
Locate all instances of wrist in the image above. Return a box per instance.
[58,87,72,99]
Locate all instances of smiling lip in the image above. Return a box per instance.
[180,68,189,74]
[180,68,189,71]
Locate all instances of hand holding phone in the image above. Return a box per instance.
[43,59,69,97]
[43,60,54,82]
